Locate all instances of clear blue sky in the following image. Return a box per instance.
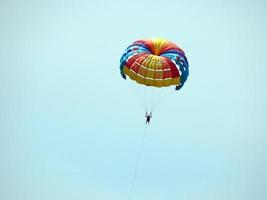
[1,0,267,200]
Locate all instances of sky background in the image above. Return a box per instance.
[1,0,267,200]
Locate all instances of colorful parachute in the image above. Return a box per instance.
[120,38,189,89]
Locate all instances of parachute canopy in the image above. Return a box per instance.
[120,38,189,89]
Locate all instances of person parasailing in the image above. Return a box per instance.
[145,112,152,124]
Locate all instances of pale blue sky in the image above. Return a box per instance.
[1,0,267,200]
